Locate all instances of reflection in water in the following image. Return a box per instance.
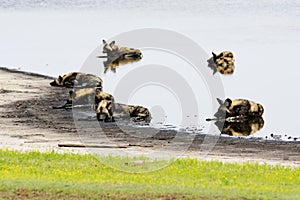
[207,51,235,75]
[98,40,143,73]
[214,117,264,136]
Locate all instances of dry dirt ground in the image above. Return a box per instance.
[0,67,299,167]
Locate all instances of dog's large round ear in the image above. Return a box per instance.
[212,52,217,62]
[216,98,223,105]
[109,41,115,46]
[102,39,107,44]
[110,95,115,102]
[106,101,112,108]
[58,75,63,81]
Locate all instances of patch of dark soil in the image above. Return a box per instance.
[0,189,86,200]
[2,86,77,133]
[0,189,225,200]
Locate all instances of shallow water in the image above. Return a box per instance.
[0,1,299,139]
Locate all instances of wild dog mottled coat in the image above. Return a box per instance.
[65,88,114,122]
[50,72,103,89]
[62,88,151,123]
[114,103,151,123]
[100,40,143,73]
[207,51,235,75]
[214,98,264,121]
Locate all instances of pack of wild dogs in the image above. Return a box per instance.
[50,39,264,136]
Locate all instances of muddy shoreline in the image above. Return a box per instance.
[0,67,299,167]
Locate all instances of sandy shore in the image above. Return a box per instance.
[0,67,299,167]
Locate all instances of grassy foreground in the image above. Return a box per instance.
[0,149,299,199]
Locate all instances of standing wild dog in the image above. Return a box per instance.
[207,98,264,122]
[98,40,143,73]
[207,51,235,75]
[50,72,103,89]
[214,117,264,136]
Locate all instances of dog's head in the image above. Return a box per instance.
[102,40,116,54]
[50,75,64,87]
[96,99,114,122]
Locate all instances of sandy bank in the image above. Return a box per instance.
[0,67,299,167]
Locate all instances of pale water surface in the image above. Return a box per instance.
[0,1,299,139]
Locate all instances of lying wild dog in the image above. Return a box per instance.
[53,88,151,123]
[207,98,264,122]
[207,51,235,75]
[53,87,115,122]
[102,40,143,60]
[50,72,103,89]
[114,103,152,123]
[52,88,94,109]
[98,40,143,73]
[214,117,264,136]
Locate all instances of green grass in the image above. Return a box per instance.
[0,149,299,199]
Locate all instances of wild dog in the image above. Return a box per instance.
[98,40,143,73]
[114,103,152,123]
[53,88,114,122]
[214,117,264,136]
[211,98,264,121]
[50,72,103,89]
[128,105,151,123]
[95,90,115,122]
[108,103,152,124]
[54,87,150,123]
[65,88,96,109]
[206,98,264,122]
[68,88,114,122]
[206,98,264,136]
[52,88,97,109]
[207,51,235,75]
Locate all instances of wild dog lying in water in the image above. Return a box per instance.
[206,98,264,136]
[214,117,264,136]
[50,72,103,89]
[207,51,235,75]
[98,40,143,73]
[54,88,151,123]
[208,98,264,121]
